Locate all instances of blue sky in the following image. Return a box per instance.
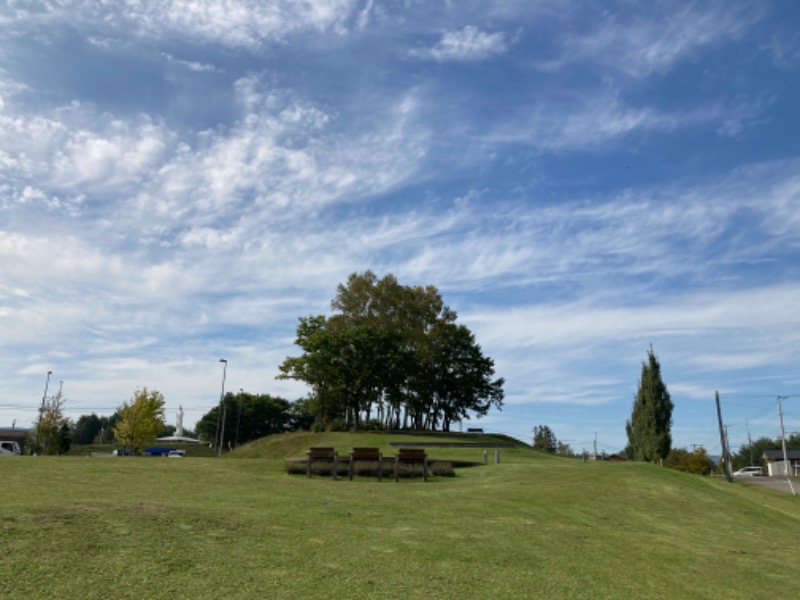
[2,1,800,455]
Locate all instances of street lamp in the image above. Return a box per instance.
[37,370,52,453]
[216,359,228,457]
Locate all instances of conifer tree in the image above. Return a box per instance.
[625,348,673,462]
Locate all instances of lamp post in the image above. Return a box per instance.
[37,370,52,453]
[216,359,228,457]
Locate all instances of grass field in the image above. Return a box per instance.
[3,432,800,599]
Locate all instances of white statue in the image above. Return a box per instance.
[176,405,184,437]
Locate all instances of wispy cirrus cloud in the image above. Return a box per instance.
[481,92,768,152]
[411,25,508,62]
[535,2,763,77]
[1,0,362,48]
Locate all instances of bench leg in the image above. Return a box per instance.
[306,457,311,478]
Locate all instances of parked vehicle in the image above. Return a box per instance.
[0,441,21,456]
[168,450,185,458]
[733,466,763,476]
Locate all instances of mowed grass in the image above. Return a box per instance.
[2,433,800,599]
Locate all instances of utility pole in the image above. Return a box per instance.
[715,391,732,482]
[216,359,228,457]
[593,432,597,459]
[745,420,753,466]
[777,396,796,496]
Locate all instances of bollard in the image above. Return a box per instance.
[483,450,487,465]
[495,450,500,464]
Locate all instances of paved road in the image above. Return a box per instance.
[734,475,799,494]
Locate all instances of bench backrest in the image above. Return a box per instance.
[308,447,337,459]
[396,448,427,461]
[351,447,381,460]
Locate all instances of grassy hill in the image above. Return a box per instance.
[2,431,799,599]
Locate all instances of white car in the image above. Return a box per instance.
[0,441,21,456]
[733,466,763,476]
[168,450,185,458]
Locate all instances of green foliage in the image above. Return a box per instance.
[71,413,103,445]
[113,387,166,454]
[196,392,295,448]
[663,447,714,475]
[57,423,71,455]
[33,389,70,455]
[278,271,504,432]
[533,425,558,453]
[625,348,674,462]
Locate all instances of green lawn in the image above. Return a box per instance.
[2,433,799,599]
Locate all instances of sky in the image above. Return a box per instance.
[2,0,800,456]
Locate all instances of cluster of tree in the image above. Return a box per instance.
[37,387,311,455]
[663,447,715,475]
[625,348,674,462]
[195,393,314,448]
[278,272,504,432]
[732,433,800,471]
[532,425,574,456]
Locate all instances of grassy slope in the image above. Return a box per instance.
[2,432,799,599]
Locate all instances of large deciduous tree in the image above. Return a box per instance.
[625,348,674,462]
[278,271,504,432]
[113,388,166,454]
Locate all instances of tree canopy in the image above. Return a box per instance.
[625,348,674,462]
[278,271,504,432]
[195,392,300,448]
[663,447,714,475]
[113,388,166,454]
[532,425,558,453]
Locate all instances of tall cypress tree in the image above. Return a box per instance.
[625,348,674,462]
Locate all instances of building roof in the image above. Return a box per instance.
[762,449,800,461]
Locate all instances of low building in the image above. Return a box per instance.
[762,450,800,476]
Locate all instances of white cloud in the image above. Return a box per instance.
[482,92,768,152]
[412,25,508,62]
[537,3,762,77]
[3,0,361,49]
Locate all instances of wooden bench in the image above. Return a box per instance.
[394,448,428,482]
[306,447,339,480]
[349,447,383,481]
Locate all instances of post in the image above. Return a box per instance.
[715,391,732,482]
[777,396,797,496]
[216,359,228,457]
[495,450,500,464]
[37,370,52,454]
[483,450,487,465]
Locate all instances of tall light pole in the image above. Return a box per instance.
[37,370,52,453]
[216,359,228,457]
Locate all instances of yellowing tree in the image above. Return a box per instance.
[113,388,166,454]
